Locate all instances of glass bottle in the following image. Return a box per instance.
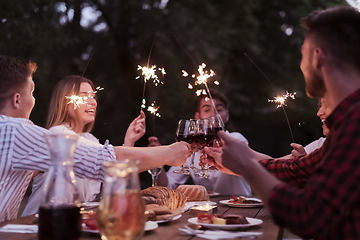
[97,160,146,240]
[38,134,81,240]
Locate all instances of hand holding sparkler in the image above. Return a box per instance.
[124,110,146,147]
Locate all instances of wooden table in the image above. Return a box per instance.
[0,195,282,240]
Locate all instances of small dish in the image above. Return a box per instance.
[219,198,263,208]
[207,191,220,197]
[154,214,181,223]
[187,217,262,230]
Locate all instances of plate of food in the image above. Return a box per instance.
[219,196,263,207]
[188,214,262,230]
[82,221,158,233]
[207,191,220,197]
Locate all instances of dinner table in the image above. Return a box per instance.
[0,195,283,240]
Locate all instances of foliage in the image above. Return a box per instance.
[0,0,346,156]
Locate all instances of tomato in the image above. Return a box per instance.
[83,213,98,230]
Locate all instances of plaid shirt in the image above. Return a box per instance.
[260,89,360,240]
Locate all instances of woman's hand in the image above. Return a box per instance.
[124,110,146,146]
[290,143,307,158]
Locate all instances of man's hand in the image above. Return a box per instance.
[217,131,256,177]
[124,111,146,146]
[200,147,238,175]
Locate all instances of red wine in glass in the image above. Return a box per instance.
[175,134,194,144]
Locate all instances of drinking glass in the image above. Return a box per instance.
[194,118,211,178]
[194,115,225,178]
[173,119,191,174]
[97,160,146,240]
[147,167,162,186]
[188,119,200,172]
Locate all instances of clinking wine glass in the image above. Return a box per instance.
[147,167,162,186]
[173,119,191,174]
[195,115,225,178]
[188,119,200,172]
[194,118,211,178]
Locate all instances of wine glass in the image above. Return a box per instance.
[148,167,162,186]
[195,115,225,178]
[173,119,191,174]
[188,119,200,172]
[194,118,211,178]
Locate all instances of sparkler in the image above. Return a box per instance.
[136,64,165,111]
[66,86,104,110]
[147,101,161,118]
[268,92,296,108]
[244,53,295,142]
[136,35,166,110]
[182,63,222,121]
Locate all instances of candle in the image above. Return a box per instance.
[189,204,218,215]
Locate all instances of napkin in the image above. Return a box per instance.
[0,224,38,233]
[180,227,262,239]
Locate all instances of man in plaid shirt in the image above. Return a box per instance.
[203,6,360,240]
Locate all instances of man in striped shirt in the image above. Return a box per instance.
[0,55,191,222]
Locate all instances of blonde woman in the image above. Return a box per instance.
[22,75,145,215]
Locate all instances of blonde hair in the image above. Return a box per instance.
[46,75,95,133]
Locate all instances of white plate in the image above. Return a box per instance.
[207,191,220,197]
[219,198,263,208]
[82,221,158,233]
[154,214,181,223]
[188,217,262,230]
[144,221,158,231]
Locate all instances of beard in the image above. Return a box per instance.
[305,67,326,98]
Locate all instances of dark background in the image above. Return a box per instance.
[0,0,346,185]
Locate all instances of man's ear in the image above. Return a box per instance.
[194,112,200,119]
[314,47,324,68]
[11,93,21,109]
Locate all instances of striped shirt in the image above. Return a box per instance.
[0,115,115,222]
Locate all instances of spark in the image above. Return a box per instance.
[66,94,86,109]
[66,86,104,109]
[268,92,296,108]
[147,101,161,117]
[182,63,217,89]
[94,86,104,93]
[195,89,207,96]
[136,65,165,86]
[182,63,221,119]
[141,99,146,109]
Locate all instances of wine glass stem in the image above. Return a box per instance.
[151,175,158,187]
[190,153,195,166]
